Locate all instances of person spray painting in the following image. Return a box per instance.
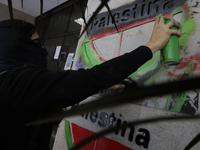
[0,14,181,150]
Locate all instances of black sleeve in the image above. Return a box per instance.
[0,46,152,110]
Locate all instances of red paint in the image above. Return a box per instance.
[118,31,123,56]
[176,53,200,71]
[180,73,188,79]
[71,123,134,150]
[167,71,189,79]
[166,53,200,79]
[90,39,107,62]
[188,53,200,62]
[181,5,190,21]
[71,123,95,149]
[181,32,186,35]
[167,71,181,78]
[198,42,200,49]
[136,73,142,77]
[179,45,184,49]
[95,136,133,150]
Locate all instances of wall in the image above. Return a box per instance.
[53,0,200,150]
[0,2,35,24]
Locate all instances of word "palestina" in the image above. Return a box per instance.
[88,0,186,35]
[82,111,150,149]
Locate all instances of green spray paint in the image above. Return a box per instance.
[162,60,195,113]
[65,120,74,149]
[164,97,171,110]
[163,92,186,112]
[186,60,194,78]
[79,36,102,69]
[172,92,186,112]
[178,60,194,79]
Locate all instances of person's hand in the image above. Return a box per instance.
[145,14,181,54]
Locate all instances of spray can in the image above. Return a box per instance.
[161,19,179,66]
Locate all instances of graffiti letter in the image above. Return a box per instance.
[90,111,98,123]
[113,12,120,24]
[98,112,108,127]
[129,126,135,142]
[99,17,106,27]
[83,113,89,119]
[121,9,131,21]
[93,16,99,27]
[163,0,175,10]
[132,3,141,19]
[121,121,127,137]
[108,113,116,128]
[114,119,122,134]
[135,128,150,149]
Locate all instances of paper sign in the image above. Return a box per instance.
[64,53,74,70]
[54,46,62,59]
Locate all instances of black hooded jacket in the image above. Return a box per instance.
[0,19,152,150]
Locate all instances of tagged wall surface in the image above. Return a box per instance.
[53,0,200,150]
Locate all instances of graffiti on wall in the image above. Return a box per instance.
[72,0,200,115]
[65,109,151,150]
[88,0,186,37]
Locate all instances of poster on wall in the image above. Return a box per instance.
[64,53,74,70]
[54,46,62,59]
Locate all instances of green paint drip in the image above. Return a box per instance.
[164,97,170,110]
[65,120,74,149]
[180,73,182,79]
[172,92,185,112]
[185,60,194,78]
[164,92,186,112]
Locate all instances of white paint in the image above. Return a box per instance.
[53,120,68,150]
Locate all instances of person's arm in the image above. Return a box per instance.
[0,46,151,110]
[0,15,181,111]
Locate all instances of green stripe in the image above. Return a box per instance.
[65,120,74,149]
